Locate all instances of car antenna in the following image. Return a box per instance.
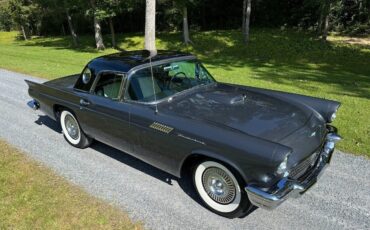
[148,49,159,114]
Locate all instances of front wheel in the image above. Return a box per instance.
[60,110,92,148]
[193,160,252,218]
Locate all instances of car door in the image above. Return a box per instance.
[122,66,189,174]
[77,71,133,154]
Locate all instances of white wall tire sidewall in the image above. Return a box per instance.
[60,110,81,145]
[194,161,241,213]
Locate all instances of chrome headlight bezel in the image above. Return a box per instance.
[329,112,337,123]
[276,155,289,177]
[328,107,339,123]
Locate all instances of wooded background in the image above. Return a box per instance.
[0,0,369,49]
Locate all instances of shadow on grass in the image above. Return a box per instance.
[21,36,102,53]
[20,33,142,53]
[159,29,370,100]
[21,29,370,99]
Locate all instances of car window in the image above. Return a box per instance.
[74,67,95,92]
[93,72,124,100]
[125,60,215,102]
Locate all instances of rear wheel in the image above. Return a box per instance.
[193,160,252,218]
[60,110,92,148]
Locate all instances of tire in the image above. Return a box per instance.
[60,110,92,148]
[193,160,252,218]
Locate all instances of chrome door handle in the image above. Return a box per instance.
[80,99,90,106]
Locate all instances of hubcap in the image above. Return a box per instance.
[202,167,236,204]
[65,114,79,140]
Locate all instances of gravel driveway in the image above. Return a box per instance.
[0,69,369,230]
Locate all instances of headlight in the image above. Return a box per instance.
[329,112,337,122]
[276,155,289,176]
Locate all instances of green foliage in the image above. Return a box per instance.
[0,29,369,156]
[1,0,368,36]
[8,0,42,35]
[331,0,370,35]
[0,4,13,31]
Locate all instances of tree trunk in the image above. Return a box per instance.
[242,0,246,34]
[21,25,27,40]
[94,16,105,50]
[322,1,331,41]
[65,9,78,46]
[243,0,252,45]
[182,6,191,44]
[61,24,66,36]
[109,17,116,48]
[90,0,105,50]
[144,0,156,51]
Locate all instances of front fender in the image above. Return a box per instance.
[236,84,341,123]
[182,139,292,188]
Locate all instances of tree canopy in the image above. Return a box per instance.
[0,0,368,44]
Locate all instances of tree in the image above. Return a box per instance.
[176,0,192,44]
[320,0,332,41]
[8,0,41,40]
[62,0,82,47]
[144,0,156,51]
[242,0,252,45]
[34,0,80,46]
[65,8,78,46]
[0,1,13,31]
[89,0,105,50]
[95,0,122,48]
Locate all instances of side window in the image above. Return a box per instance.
[74,67,95,92]
[93,72,124,100]
[125,68,163,102]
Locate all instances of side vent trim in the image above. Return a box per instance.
[150,122,174,134]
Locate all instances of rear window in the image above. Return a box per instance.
[74,67,95,92]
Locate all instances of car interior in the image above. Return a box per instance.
[92,61,214,103]
[126,61,214,102]
[94,72,123,100]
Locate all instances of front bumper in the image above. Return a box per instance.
[245,132,341,210]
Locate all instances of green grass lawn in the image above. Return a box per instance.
[0,140,142,229]
[0,29,369,156]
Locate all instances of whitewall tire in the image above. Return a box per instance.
[60,110,92,148]
[193,160,252,218]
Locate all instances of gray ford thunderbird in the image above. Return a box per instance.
[26,50,341,218]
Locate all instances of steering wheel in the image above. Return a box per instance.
[169,72,190,89]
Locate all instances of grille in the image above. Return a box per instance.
[290,151,320,179]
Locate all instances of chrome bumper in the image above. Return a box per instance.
[245,132,341,210]
[27,99,39,110]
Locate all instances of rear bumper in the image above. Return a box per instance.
[245,132,341,210]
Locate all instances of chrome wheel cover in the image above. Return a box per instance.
[64,114,79,140]
[202,167,236,204]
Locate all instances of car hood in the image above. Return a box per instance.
[162,83,315,143]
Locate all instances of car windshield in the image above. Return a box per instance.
[126,59,216,102]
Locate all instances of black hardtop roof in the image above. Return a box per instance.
[88,50,195,73]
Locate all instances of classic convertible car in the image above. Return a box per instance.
[26,50,341,218]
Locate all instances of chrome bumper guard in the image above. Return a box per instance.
[27,99,39,110]
[245,132,341,210]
